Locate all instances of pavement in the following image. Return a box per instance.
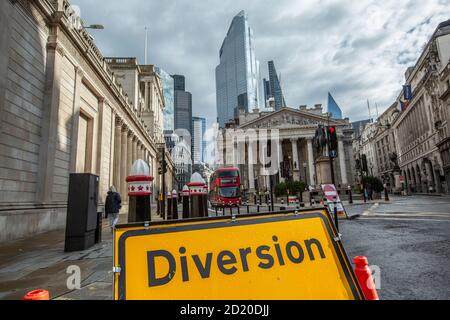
[1,195,449,300]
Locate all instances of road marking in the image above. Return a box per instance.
[359,217,450,222]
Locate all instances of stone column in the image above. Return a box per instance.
[144,82,149,112]
[291,138,300,181]
[37,39,65,202]
[127,131,133,176]
[279,139,285,183]
[338,139,348,186]
[113,118,122,190]
[248,141,255,191]
[120,124,129,197]
[307,138,315,187]
[132,137,137,163]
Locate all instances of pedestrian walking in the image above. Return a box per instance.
[367,183,373,201]
[105,186,122,231]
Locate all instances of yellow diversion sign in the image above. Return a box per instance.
[114,209,364,300]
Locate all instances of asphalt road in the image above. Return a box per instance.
[341,195,450,300]
[1,195,449,300]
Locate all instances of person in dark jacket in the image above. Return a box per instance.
[105,186,122,230]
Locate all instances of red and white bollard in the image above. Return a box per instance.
[182,185,190,219]
[126,160,154,223]
[188,172,207,218]
[172,189,178,220]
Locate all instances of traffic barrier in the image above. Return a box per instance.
[23,289,50,300]
[354,256,379,300]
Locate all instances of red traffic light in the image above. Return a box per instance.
[329,126,336,134]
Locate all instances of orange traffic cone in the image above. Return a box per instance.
[23,289,50,300]
[354,256,379,300]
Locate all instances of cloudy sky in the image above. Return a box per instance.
[71,0,449,129]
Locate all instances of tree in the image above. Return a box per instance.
[275,181,307,197]
[362,176,384,193]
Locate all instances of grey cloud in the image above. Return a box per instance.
[71,0,448,129]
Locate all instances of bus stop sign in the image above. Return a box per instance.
[113,209,364,300]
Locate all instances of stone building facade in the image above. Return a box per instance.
[438,59,450,191]
[0,0,173,241]
[353,20,450,194]
[392,20,450,194]
[218,107,354,191]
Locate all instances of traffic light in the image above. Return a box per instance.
[327,126,338,158]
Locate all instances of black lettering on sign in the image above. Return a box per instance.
[239,248,252,272]
[145,236,327,288]
[256,245,274,269]
[192,252,213,279]
[285,241,305,264]
[217,250,238,275]
[304,239,326,261]
[147,250,176,287]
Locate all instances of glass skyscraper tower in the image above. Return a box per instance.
[327,92,343,119]
[155,67,174,131]
[215,10,263,127]
[268,60,286,110]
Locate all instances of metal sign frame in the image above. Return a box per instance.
[113,208,364,300]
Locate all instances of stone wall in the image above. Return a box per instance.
[0,0,168,242]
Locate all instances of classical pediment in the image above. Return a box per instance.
[239,107,342,130]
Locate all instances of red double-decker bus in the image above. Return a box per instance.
[209,167,241,208]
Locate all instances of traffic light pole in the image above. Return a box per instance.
[162,151,166,220]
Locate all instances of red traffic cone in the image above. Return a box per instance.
[23,289,50,300]
[354,256,379,300]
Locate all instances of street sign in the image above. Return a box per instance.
[321,184,348,218]
[113,210,363,300]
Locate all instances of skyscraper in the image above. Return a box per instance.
[155,67,174,132]
[327,92,343,119]
[215,10,263,127]
[192,116,206,164]
[268,60,286,111]
[172,74,192,136]
[263,78,271,109]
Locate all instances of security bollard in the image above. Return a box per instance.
[126,160,154,223]
[334,202,339,232]
[172,189,178,220]
[182,185,190,219]
[348,185,353,204]
[203,185,209,217]
[167,191,172,220]
[188,172,207,218]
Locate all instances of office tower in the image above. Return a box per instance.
[327,92,343,119]
[172,74,192,135]
[155,67,174,132]
[192,116,206,164]
[215,10,262,127]
[268,60,286,111]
